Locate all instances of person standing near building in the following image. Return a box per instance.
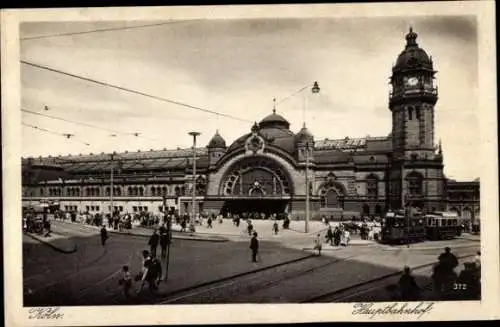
[100,225,108,247]
[207,216,213,228]
[148,230,160,258]
[250,232,259,262]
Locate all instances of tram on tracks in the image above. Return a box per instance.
[381,210,426,244]
[424,211,462,240]
[381,210,462,244]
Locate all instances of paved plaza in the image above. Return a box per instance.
[23,218,480,305]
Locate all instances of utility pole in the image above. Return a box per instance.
[163,195,172,283]
[189,132,200,233]
[305,141,310,233]
[110,152,115,216]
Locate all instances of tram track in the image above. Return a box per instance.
[157,254,360,304]
[302,253,476,303]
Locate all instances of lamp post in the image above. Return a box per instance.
[188,131,200,233]
[304,81,320,234]
[110,152,116,217]
[305,141,310,233]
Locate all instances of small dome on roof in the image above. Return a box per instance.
[296,124,314,143]
[393,27,433,72]
[207,130,226,148]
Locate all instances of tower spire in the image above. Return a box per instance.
[405,26,418,47]
[272,98,276,114]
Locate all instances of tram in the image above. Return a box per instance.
[381,210,426,244]
[424,211,461,240]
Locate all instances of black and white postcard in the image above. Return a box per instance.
[1,1,498,325]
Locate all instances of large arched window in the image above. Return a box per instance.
[220,158,292,196]
[406,171,423,196]
[366,174,378,200]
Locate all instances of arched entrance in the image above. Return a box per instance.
[219,156,293,217]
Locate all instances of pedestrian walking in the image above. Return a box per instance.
[100,225,108,246]
[326,226,334,246]
[272,221,279,235]
[207,217,213,228]
[333,226,341,246]
[247,221,254,236]
[148,230,160,258]
[250,232,259,262]
[314,234,322,256]
[138,251,157,293]
[119,265,133,298]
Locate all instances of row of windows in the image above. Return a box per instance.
[34,185,189,197]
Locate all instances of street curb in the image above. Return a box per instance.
[53,221,228,242]
[159,254,316,303]
[379,242,479,251]
[302,253,476,303]
[25,233,77,254]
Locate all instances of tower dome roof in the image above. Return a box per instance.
[259,109,290,129]
[207,130,226,148]
[393,27,433,72]
[296,124,314,142]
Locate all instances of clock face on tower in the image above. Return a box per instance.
[406,76,419,87]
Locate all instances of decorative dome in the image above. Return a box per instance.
[295,124,314,143]
[207,130,226,148]
[259,109,290,130]
[393,27,433,72]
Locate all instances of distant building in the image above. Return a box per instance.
[21,28,479,222]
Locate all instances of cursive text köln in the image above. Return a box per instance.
[352,302,435,319]
[28,307,64,320]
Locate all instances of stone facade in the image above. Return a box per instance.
[21,28,479,221]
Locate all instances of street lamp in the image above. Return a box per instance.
[110,151,116,217]
[304,81,320,234]
[188,131,201,233]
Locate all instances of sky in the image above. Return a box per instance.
[20,16,479,181]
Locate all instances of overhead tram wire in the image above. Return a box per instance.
[22,122,91,146]
[20,20,203,41]
[21,61,252,124]
[22,108,161,142]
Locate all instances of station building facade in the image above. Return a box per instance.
[21,28,480,221]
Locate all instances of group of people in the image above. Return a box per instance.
[325,225,352,247]
[395,247,481,301]
[115,226,173,299]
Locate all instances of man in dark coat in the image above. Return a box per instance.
[148,230,160,258]
[398,266,421,300]
[333,226,342,246]
[326,226,334,246]
[100,226,108,246]
[250,232,259,262]
[159,225,169,259]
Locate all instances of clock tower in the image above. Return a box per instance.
[388,27,445,212]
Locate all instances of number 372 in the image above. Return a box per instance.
[454,283,467,290]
